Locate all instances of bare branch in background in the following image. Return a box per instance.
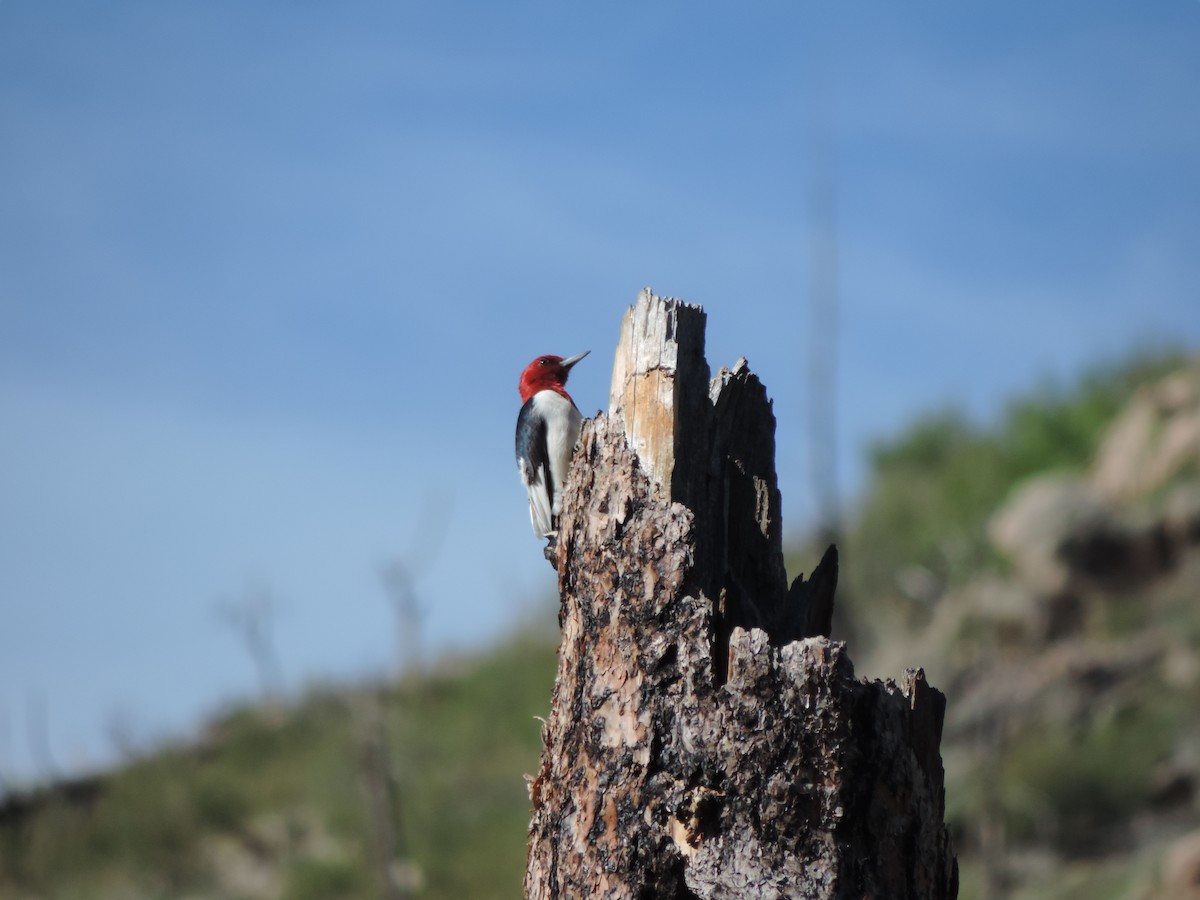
[379,494,453,679]
[0,705,10,797]
[353,690,420,900]
[105,708,147,764]
[26,692,58,785]
[806,66,842,547]
[216,583,285,707]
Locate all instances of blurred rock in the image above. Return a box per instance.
[1056,508,1175,592]
[1163,483,1200,545]
[988,473,1107,596]
[205,808,346,899]
[1164,636,1200,689]
[991,470,1186,601]
[1092,363,1200,503]
[962,576,1039,639]
[1147,762,1195,812]
[895,563,942,604]
[1161,828,1200,900]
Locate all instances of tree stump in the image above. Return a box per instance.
[525,289,957,899]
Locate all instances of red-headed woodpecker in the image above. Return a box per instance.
[515,351,589,538]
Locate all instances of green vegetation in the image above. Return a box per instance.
[283,857,368,900]
[997,702,1176,855]
[0,634,558,900]
[843,348,1188,635]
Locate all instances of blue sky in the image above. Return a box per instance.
[2,2,1198,782]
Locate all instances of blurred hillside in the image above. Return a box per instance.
[3,351,1200,899]
[0,636,559,900]
[814,350,1200,900]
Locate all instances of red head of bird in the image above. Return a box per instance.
[518,351,590,404]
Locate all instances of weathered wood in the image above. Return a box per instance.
[526,289,957,899]
[608,288,711,500]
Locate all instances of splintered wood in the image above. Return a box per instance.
[608,287,711,503]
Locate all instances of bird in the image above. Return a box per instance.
[515,351,589,538]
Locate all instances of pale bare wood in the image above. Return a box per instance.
[608,286,711,499]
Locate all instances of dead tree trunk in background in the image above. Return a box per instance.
[525,289,957,899]
[353,693,406,900]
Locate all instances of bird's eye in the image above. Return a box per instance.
[539,358,550,366]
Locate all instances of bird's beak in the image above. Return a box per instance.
[560,351,590,371]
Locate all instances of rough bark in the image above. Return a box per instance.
[525,289,957,899]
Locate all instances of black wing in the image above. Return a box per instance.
[516,398,552,493]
